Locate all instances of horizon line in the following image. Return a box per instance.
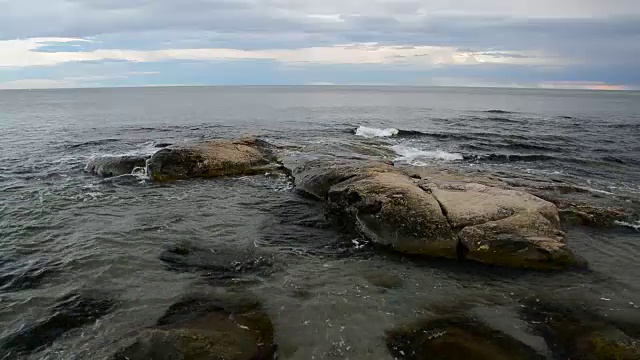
[0,84,637,92]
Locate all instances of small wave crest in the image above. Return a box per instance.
[615,220,640,231]
[391,145,463,165]
[66,139,120,149]
[463,153,559,162]
[485,110,514,114]
[355,126,399,138]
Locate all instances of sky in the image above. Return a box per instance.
[0,0,639,90]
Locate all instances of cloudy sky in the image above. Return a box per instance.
[0,0,638,89]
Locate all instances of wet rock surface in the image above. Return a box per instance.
[113,293,276,360]
[386,315,545,360]
[0,292,117,357]
[147,137,282,182]
[84,155,148,177]
[292,159,397,200]
[291,159,579,269]
[559,204,631,227]
[327,171,459,259]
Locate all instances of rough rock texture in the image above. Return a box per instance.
[147,137,280,182]
[327,172,458,259]
[559,205,630,227]
[292,159,579,269]
[386,316,545,360]
[293,159,396,200]
[84,155,147,177]
[113,294,276,360]
[421,181,574,269]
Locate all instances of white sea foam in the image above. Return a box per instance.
[614,220,640,231]
[391,145,463,165]
[355,126,399,138]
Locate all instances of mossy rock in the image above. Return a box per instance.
[522,301,640,360]
[113,294,276,360]
[385,316,544,360]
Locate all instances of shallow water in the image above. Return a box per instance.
[1,86,639,359]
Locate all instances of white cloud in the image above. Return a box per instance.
[0,37,562,68]
[538,81,629,91]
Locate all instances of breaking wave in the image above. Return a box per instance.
[615,220,640,231]
[391,145,463,165]
[354,126,399,138]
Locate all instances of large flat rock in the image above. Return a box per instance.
[290,159,581,270]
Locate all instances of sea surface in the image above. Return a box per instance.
[1,86,639,359]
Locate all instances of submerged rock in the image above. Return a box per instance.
[523,301,640,360]
[0,292,117,357]
[159,241,272,283]
[113,294,276,360]
[291,159,579,270]
[364,272,403,289]
[0,257,62,292]
[386,316,544,360]
[147,137,281,182]
[84,155,148,177]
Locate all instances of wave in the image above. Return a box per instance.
[66,139,120,149]
[485,110,514,114]
[463,154,560,162]
[615,220,640,231]
[354,126,399,138]
[391,145,463,165]
[463,141,562,152]
[353,126,479,141]
[486,117,521,123]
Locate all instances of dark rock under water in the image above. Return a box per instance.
[0,292,118,357]
[113,293,276,360]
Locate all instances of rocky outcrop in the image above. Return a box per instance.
[147,137,281,182]
[327,172,459,259]
[421,181,574,269]
[113,294,276,360]
[291,159,579,270]
[85,155,147,177]
[293,159,396,200]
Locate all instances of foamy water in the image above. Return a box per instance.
[391,144,463,164]
[355,126,399,138]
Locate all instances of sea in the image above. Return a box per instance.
[1,86,639,359]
